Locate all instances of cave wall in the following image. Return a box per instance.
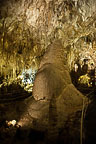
[0,0,96,83]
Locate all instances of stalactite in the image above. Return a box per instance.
[13,67,16,79]
[89,42,92,49]
[0,65,2,75]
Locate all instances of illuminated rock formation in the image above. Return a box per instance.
[0,0,96,143]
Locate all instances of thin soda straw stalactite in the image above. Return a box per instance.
[95,67,96,86]
[80,98,85,144]
[80,97,90,144]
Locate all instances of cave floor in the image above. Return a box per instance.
[0,86,95,144]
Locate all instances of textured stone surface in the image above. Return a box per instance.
[33,40,71,100]
[0,0,96,143]
[0,0,96,80]
[0,41,84,136]
[32,40,84,142]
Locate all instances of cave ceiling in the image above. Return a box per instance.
[0,0,96,80]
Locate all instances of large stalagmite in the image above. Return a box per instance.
[33,40,84,105]
[29,40,84,141]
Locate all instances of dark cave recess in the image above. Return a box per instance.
[0,83,32,102]
[70,58,95,97]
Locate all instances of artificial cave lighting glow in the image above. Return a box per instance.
[6,120,17,127]
[16,68,37,92]
[21,68,37,85]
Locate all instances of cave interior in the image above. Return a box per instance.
[0,0,96,144]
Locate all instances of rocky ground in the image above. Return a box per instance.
[0,89,95,144]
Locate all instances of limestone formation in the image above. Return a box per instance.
[0,0,96,143]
